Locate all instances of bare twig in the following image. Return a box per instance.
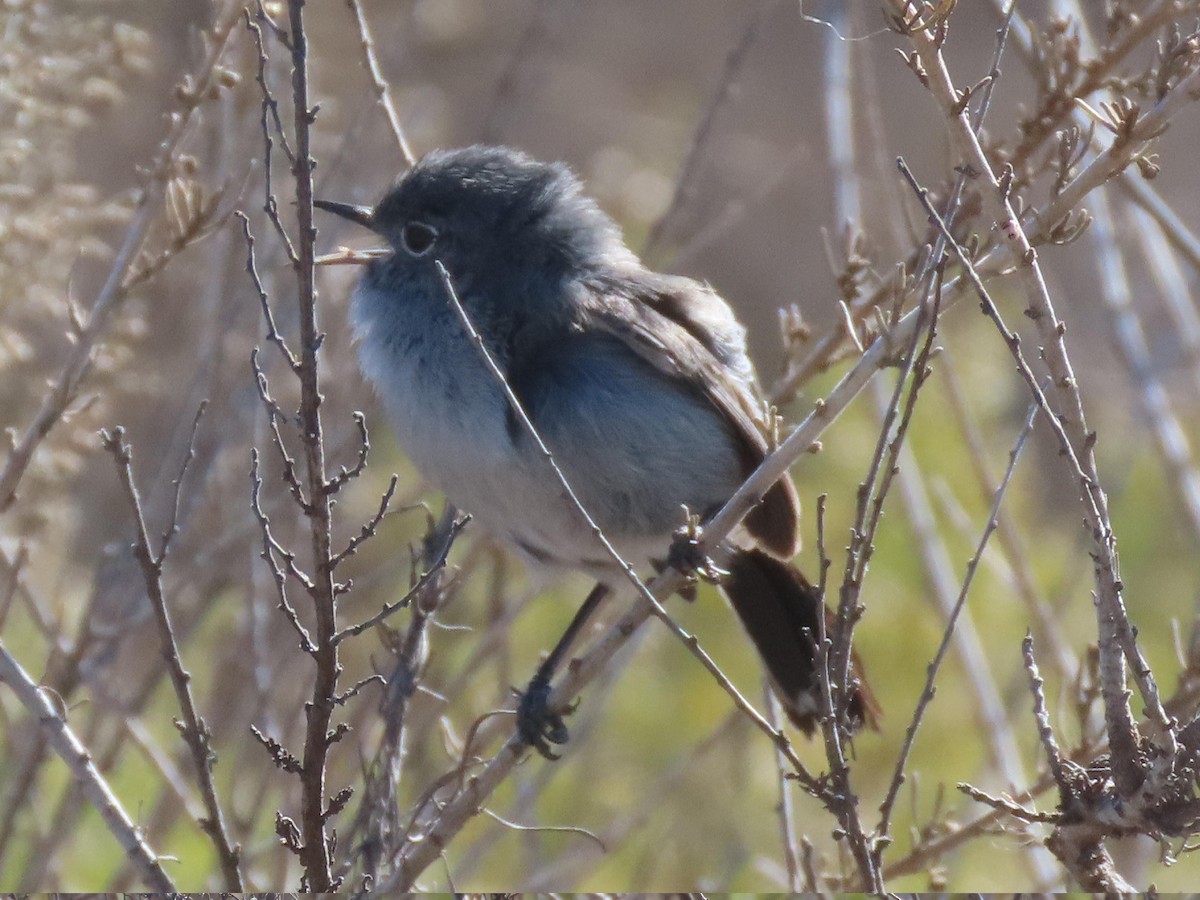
[957,781,1059,824]
[345,0,415,166]
[1024,639,1136,892]
[161,403,208,559]
[326,411,373,495]
[339,506,457,886]
[246,3,299,265]
[885,406,1033,799]
[878,396,1039,838]
[250,347,309,512]
[334,510,465,642]
[330,474,399,567]
[766,689,803,892]
[0,641,176,892]
[895,152,1151,790]
[100,420,243,890]
[238,211,299,372]
[830,261,943,891]
[1024,633,1073,794]
[250,444,317,597]
[938,351,1076,678]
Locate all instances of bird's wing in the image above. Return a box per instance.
[575,269,801,557]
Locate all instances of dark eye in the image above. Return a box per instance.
[401,221,437,256]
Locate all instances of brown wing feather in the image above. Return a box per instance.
[578,271,801,557]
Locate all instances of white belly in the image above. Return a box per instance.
[353,283,647,578]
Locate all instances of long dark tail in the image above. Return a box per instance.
[720,548,877,735]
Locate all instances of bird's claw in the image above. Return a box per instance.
[668,522,728,584]
[514,675,572,759]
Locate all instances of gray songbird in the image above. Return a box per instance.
[316,145,871,756]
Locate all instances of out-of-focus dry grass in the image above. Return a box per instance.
[3,0,1200,891]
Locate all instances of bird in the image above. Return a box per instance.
[315,145,871,757]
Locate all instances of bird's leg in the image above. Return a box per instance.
[666,513,728,585]
[515,581,610,759]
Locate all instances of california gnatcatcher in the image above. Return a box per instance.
[316,145,870,757]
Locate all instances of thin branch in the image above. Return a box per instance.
[895,152,1150,789]
[0,545,52,641]
[250,347,309,512]
[830,261,943,892]
[938,351,1076,678]
[1024,632,1073,794]
[827,260,941,732]
[334,511,465,642]
[326,411,372,495]
[250,448,315,652]
[339,508,453,886]
[238,212,299,372]
[161,401,209,560]
[957,782,1060,824]
[479,807,606,852]
[766,689,802,892]
[877,396,1039,838]
[100,423,243,890]
[246,3,299,266]
[334,673,386,706]
[249,1,297,165]
[330,474,398,569]
[0,641,176,892]
[885,401,1034,801]
[1087,187,1200,544]
[345,0,415,166]
[772,5,1200,402]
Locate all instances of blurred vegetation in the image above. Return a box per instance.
[2,0,1200,892]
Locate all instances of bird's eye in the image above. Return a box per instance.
[401,221,437,256]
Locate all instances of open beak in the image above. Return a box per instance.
[313,199,377,232]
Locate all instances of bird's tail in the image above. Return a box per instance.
[719,547,877,735]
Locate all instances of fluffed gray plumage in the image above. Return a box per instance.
[317,145,872,738]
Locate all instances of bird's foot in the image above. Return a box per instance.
[668,518,728,585]
[513,674,573,759]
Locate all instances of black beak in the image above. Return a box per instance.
[313,199,377,232]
